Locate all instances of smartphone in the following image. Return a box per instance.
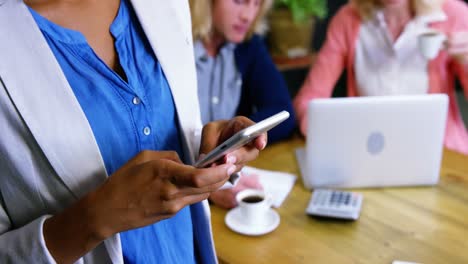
[194,110,290,168]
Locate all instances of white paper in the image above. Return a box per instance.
[241,166,297,208]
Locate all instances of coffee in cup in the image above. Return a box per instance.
[241,195,264,203]
[236,189,273,226]
[418,31,447,59]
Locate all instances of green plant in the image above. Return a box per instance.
[274,0,328,22]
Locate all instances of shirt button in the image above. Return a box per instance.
[132,97,141,105]
[200,55,208,62]
[212,96,219,105]
[143,126,151,136]
[236,79,242,87]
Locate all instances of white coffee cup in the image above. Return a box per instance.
[236,189,273,226]
[418,31,447,59]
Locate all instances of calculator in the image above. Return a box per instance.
[305,189,363,220]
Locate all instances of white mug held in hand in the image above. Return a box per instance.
[236,189,273,226]
[418,31,447,59]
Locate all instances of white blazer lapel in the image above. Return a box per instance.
[0,1,107,199]
[131,0,203,161]
[1,1,205,262]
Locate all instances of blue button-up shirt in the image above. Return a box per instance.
[29,1,196,263]
[194,40,243,125]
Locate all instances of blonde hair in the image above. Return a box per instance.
[351,0,445,20]
[189,0,273,42]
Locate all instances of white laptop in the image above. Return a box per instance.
[296,94,448,189]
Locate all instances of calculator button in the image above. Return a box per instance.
[312,197,320,205]
[306,189,363,220]
[331,192,338,204]
[344,194,351,205]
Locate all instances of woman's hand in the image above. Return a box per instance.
[89,151,235,232]
[447,31,468,65]
[209,172,263,209]
[44,150,235,263]
[199,116,268,173]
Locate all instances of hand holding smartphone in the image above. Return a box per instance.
[194,111,290,168]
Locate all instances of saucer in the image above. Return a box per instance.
[225,207,280,236]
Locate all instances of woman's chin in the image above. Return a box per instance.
[226,33,247,44]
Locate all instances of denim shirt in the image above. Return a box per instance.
[29,1,196,263]
[194,40,243,124]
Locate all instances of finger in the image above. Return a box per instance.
[207,117,256,155]
[237,132,267,151]
[156,192,211,217]
[253,133,268,150]
[220,117,254,139]
[122,151,183,173]
[448,31,468,42]
[220,134,266,167]
[158,160,236,189]
[199,117,256,165]
[176,172,234,198]
[447,34,468,49]
[447,41,468,51]
[447,46,468,56]
[140,150,183,163]
[219,116,257,142]
[209,190,237,209]
[190,164,237,188]
[199,121,227,155]
[225,146,260,166]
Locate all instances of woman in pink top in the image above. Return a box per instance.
[293,0,468,154]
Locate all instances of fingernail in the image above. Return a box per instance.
[260,139,267,150]
[226,155,237,164]
[227,165,236,176]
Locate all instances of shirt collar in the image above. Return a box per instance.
[373,8,447,28]
[374,10,386,27]
[28,0,129,44]
[110,0,130,38]
[194,40,209,63]
[414,9,447,25]
[194,40,236,63]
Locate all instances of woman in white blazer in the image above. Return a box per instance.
[0,0,266,263]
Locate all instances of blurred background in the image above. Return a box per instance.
[265,0,468,126]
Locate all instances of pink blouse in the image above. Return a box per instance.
[293,0,468,154]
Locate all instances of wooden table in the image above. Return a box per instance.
[210,136,468,264]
